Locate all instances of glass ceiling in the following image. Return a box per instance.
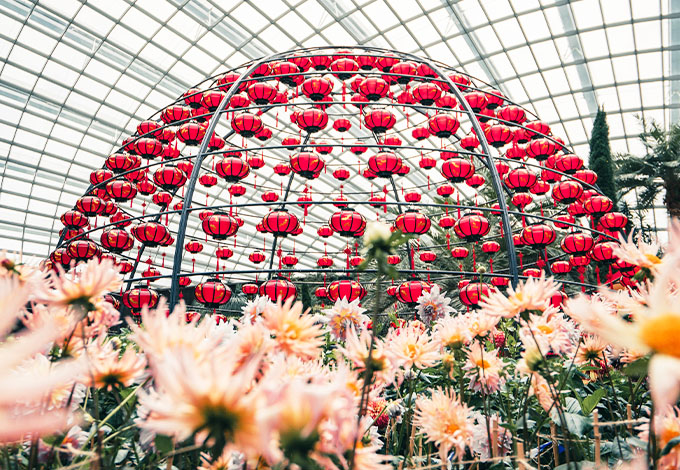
[0,0,676,261]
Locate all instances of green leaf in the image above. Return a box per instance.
[623,356,650,377]
[154,434,173,454]
[661,436,680,457]
[551,397,591,437]
[581,389,607,415]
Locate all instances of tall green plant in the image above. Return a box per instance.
[588,108,618,205]
[615,119,680,219]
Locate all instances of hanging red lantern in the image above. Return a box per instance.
[395,211,431,235]
[106,181,137,202]
[195,278,232,309]
[260,278,297,302]
[554,154,584,174]
[368,152,403,177]
[504,168,537,192]
[61,210,89,229]
[439,215,456,229]
[161,105,191,124]
[561,232,594,255]
[330,57,359,80]
[290,152,325,179]
[552,180,584,204]
[454,214,490,242]
[131,222,169,247]
[404,191,421,203]
[463,92,487,112]
[583,196,613,217]
[574,169,598,186]
[199,174,218,188]
[216,246,233,259]
[511,192,533,209]
[530,181,551,196]
[301,77,334,101]
[551,260,572,274]
[50,248,72,267]
[523,268,542,278]
[317,225,333,238]
[247,82,278,105]
[436,184,454,198]
[385,254,401,265]
[485,124,513,147]
[137,180,156,195]
[76,196,105,217]
[466,174,485,189]
[317,255,333,268]
[419,251,437,263]
[242,283,259,296]
[364,110,396,133]
[271,61,303,87]
[591,242,618,263]
[152,191,172,207]
[525,138,556,161]
[133,138,164,159]
[123,285,159,312]
[327,279,366,302]
[332,168,350,181]
[329,209,366,237]
[441,157,475,183]
[599,212,628,230]
[261,210,300,236]
[396,280,431,304]
[496,105,526,124]
[249,251,266,264]
[568,201,587,217]
[67,238,100,262]
[358,77,389,101]
[273,163,292,176]
[228,184,246,197]
[459,283,490,308]
[202,212,240,240]
[216,156,251,182]
[231,112,264,137]
[521,224,556,249]
[110,212,132,227]
[428,114,460,138]
[451,247,469,259]
[90,169,114,185]
[411,83,442,106]
[100,228,134,254]
[482,241,500,254]
[525,120,551,139]
[418,156,437,170]
[296,109,329,133]
[185,240,203,254]
[153,165,187,191]
[281,253,299,267]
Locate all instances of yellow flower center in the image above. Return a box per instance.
[406,343,419,358]
[640,313,680,358]
[644,253,662,265]
[475,358,491,369]
[445,422,460,434]
[537,325,554,335]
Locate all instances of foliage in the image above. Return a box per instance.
[588,108,618,205]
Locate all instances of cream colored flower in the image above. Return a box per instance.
[85,336,146,390]
[465,310,500,338]
[385,322,441,370]
[321,297,369,340]
[433,314,472,349]
[43,258,121,311]
[612,229,663,274]
[136,347,265,458]
[261,297,324,359]
[479,273,559,319]
[520,311,574,356]
[574,335,610,367]
[337,327,395,385]
[416,284,454,325]
[414,388,474,461]
[363,220,392,247]
[462,341,505,394]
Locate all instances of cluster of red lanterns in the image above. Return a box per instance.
[49,47,626,322]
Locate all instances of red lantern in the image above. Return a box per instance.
[131,222,169,247]
[404,191,421,203]
[419,251,437,263]
[216,156,251,182]
[216,247,233,259]
[290,152,325,179]
[358,77,389,100]
[525,138,556,161]
[249,251,266,264]
[153,165,187,191]
[317,255,333,268]
[67,238,100,262]
[185,240,203,254]
[61,210,89,229]
[511,192,533,209]
[296,109,329,133]
[260,278,296,302]
[247,82,278,105]
[463,92,487,112]
[394,211,431,235]
[362,109,396,133]
[327,279,366,302]
[301,77,333,101]
[202,212,240,240]
[485,124,513,147]
[106,181,137,202]
[330,57,359,80]
[368,152,403,177]
[482,241,500,254]
[459,283,490,308]
[232,112,264,137]
[574,169,598,186]
[428,114,460,138]
[100,228,134,254]
[552,180,584,204]
[411,83,442,106]
[465,174,485,189]
[317,225,333,238]
[76,196,105,217]
[554,154,584,174]
[451,247,469,259]
[199,174,218,188]
[521,224,556,249]
[583,196,613,217]
[454,214,490,242]
[600,212,628,230]
[161,105,191,124]
[441,157,475,183]
[123,286,159,311]
[437,184,454,198]
[396,280,431,304]
[90,169,114,186]
[329,209,366,237]
[525,121,551,139]
[242,283,259,296]
[504,168,537,192]
[591,242,618,263]
[195,278,232,308]
[261,210,299,236]
[561,232,594,255]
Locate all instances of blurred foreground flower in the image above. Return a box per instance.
[0,258,85,443]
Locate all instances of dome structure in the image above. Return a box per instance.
[46,46,625,313]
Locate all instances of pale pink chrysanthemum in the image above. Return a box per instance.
[414,388,475,461]
[136,347,266,459]
[321,297,369,340]
[0,251,49,299]
[574,334,610,367]
[197,450,243,470]
[433,314,472,349]
[385,322,441,370]
[520,311,574,356]
[416,284,454,325]
[637,406,680,470]
[261,297,324,359]
[612,228,663,274]
[241,295,273,323]
[564,294,619,333]
[42,258,121,311]
[465,310,500,338]
[336,327,394,386]
[130,298,229,366]
[230,321,274,374]
[84,336,146,391]
[479,273,559,319]
[462,341,505,394]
